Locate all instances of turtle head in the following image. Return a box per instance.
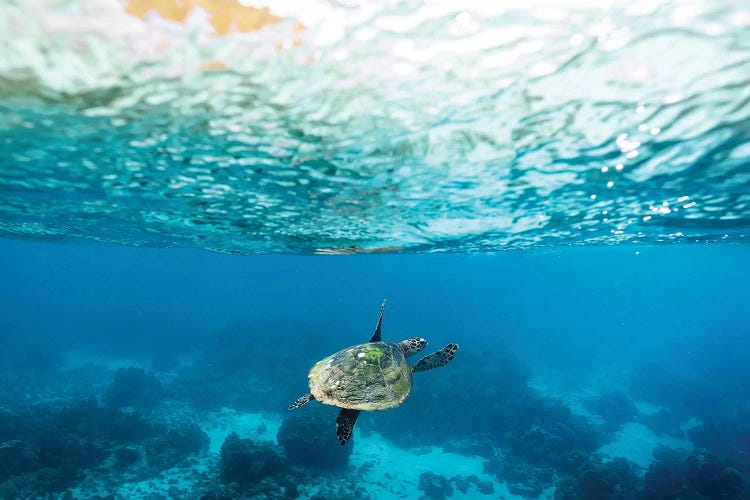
[398,337,428,357]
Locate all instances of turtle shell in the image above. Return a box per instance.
[308,341,412,411]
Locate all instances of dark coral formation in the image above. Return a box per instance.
[629,363,717,419]
[505,403,600,472]
[688,414,750,470]
[369,344,606,496]
[114,447,142,469]
[637,409,685,440]
[644,447,750,499]
[277,405,353,469]
[104,367,164,409]
[643,447,689,499]
[203,431,368,500]
[145,423,209,471]
[0,397,207,498]
[583,391,639,432]
[485,448,553,497]
[418,471,453,500]
[555,457,640,500]
[549,447,750,500]
[219,432,284,485]
[417,472,495,499]
[451,474,494,495]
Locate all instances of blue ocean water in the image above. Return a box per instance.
[2,241,749,499]
[2,1,750,499]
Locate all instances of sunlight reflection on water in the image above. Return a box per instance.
[0,0,748,253]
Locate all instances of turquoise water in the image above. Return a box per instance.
[1,0,749,253]
[2,1,750,499]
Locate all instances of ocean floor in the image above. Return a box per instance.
[598,421,693,470]
[529,369,697,472]
[206,410,530,500]
[68,403,695,500]
[6,350,745,499]
[64,405,543,499]
[348,432,544,500]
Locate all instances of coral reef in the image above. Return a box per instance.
[4,318,749,499]
[688,414,750,469]
[219,432,284,485]
[369,343,530,446]
[505,402,600,472]
[583,391,638,433]
[629,363,713,418]
[104,367,164,409]
[418,471,453,500]
[369,345,603,497]
[114,447,142,469]
[484,447,554,497]
[643,447,689,499]
[554,458,640,499]
[0,397,206,497]
[579,458,640,500]
[145,423,209,471]
[684,453,745,499]
[637,409,685,439]
[277,405,353,469]
[416,472,495,499]
[644,447,750,499]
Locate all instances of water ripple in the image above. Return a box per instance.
[0,0,748,254]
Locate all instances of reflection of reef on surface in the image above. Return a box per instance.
[123,0,284,36]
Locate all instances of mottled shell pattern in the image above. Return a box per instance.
[308,341,412,411]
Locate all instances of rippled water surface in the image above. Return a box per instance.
[1,0,749,253]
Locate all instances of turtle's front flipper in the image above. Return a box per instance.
[289,393,315,410]
[369,299,387,343]
[412,343,459,373]
[336,408,360,445]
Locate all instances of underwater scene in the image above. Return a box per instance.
[1,0,750,499]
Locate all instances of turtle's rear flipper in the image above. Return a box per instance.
[336,408,360,445]
[289,393,315,410]
[412,343,459,373]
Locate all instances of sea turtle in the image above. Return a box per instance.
[289,299,459,445]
